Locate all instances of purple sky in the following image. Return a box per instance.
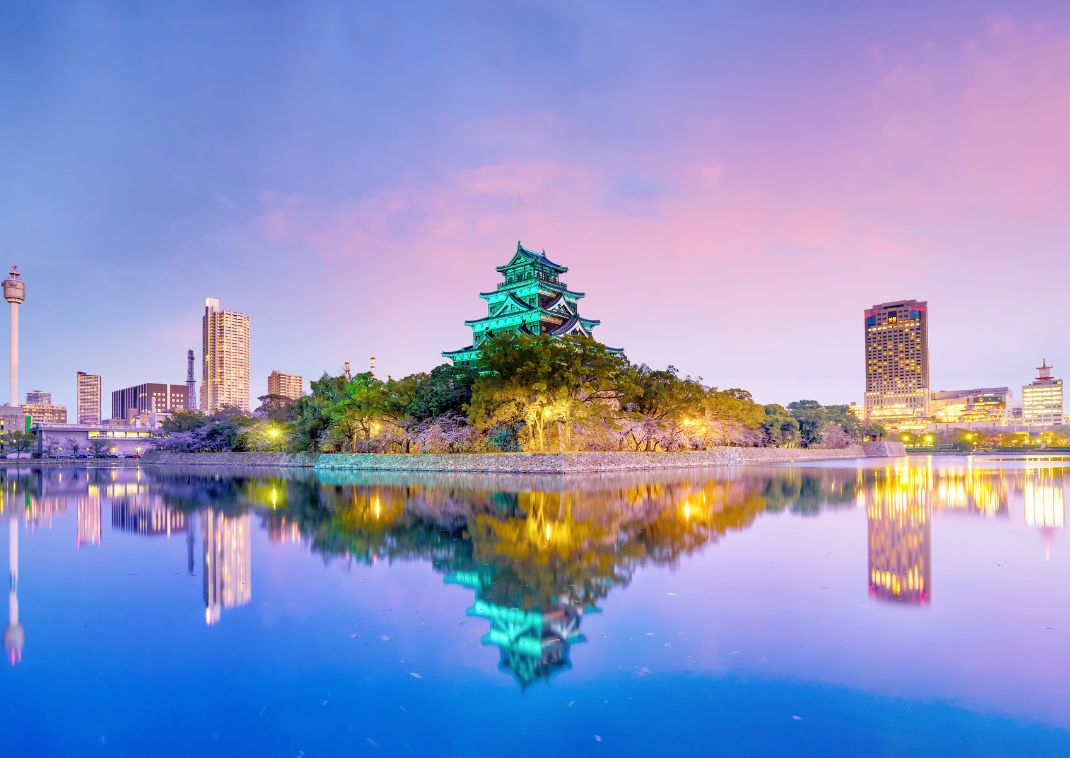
[3,2,1069,414]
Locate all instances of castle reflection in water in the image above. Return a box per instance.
[1,458,1066,682]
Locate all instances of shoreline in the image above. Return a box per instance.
[139,442,906,473]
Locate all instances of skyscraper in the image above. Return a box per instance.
[863,300,930,425]
[200,298,250,414]
[76,371,102,425]
[267,370,303,401]
[1022,360,1064,426]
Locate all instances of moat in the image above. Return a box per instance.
[2,457,1068,755]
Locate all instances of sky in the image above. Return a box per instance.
[2,1,1069,415]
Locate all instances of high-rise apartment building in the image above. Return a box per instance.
[25,390,51,405]
[111,383,187,422]
[863,300,930,425]
[200,298,250,413]
[76,371,102,425]
[267,371,303,401]
[1022,360,1064,426]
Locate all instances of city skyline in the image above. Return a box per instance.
[4,4,1070,412]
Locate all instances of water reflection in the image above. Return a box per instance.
[0,459,1067,684]
[863,465,932,603]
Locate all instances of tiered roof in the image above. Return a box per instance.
[443,241,619,365]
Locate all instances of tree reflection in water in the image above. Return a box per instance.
[8,461,1061,684]
[141,465,861,685]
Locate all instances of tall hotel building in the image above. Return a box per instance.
[76,371,102,425]
[200,298,251,413]
[1022,360,1064,426]
[864,300,930,425]
[267,370,303,401]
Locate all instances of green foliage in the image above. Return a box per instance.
[487,423,522,452]
[256,394,299,423]
[289,374,348,453]
[162,410,207,433]
[469,333,629,451]
[784,400,870,448]
[3,430,36,455]
[406,364,477,421]
[761,404,801,447]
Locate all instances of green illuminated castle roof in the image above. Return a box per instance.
[443,241,620,365]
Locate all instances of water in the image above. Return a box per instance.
[1,456,1068,756]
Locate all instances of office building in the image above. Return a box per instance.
[200,298,251,413]
[267,371,303,401]
[25,390,50,405]
[76,371,102,425]
[863,300,930,425]
[1022,360,1064,426]
[111,383,187,422]
[21,401,67,425]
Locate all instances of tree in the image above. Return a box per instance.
[4,431,36,457]
[325,372,389,452]
[469,334,628,451]
[255,394,298,423]
[289,374,348,453]
[41,437,63,457]
[761,405,801,447]
[162,410,208,433]
[88,438,111,457]
[407,364,477,421]
[65,437,81,457]
[787,400,826,447]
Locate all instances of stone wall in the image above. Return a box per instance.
[315,445,897,474]
[141,451,317,467]
[140,444,906,473]
[862,440,908,457]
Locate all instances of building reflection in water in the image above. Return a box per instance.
[863,464,932,605]
[930,459,1009,518]
[1023,465,1066,561]
[202,510,252,626]
[76,484,102,548]
[2,461,1066,682]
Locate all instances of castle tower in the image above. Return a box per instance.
[3,267,25,407]
[443,241,620,367]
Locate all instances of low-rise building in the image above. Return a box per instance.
[929,387,1011,427]
[33,423,157,457]
[0,405,30,435]
[21,402,68,425]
